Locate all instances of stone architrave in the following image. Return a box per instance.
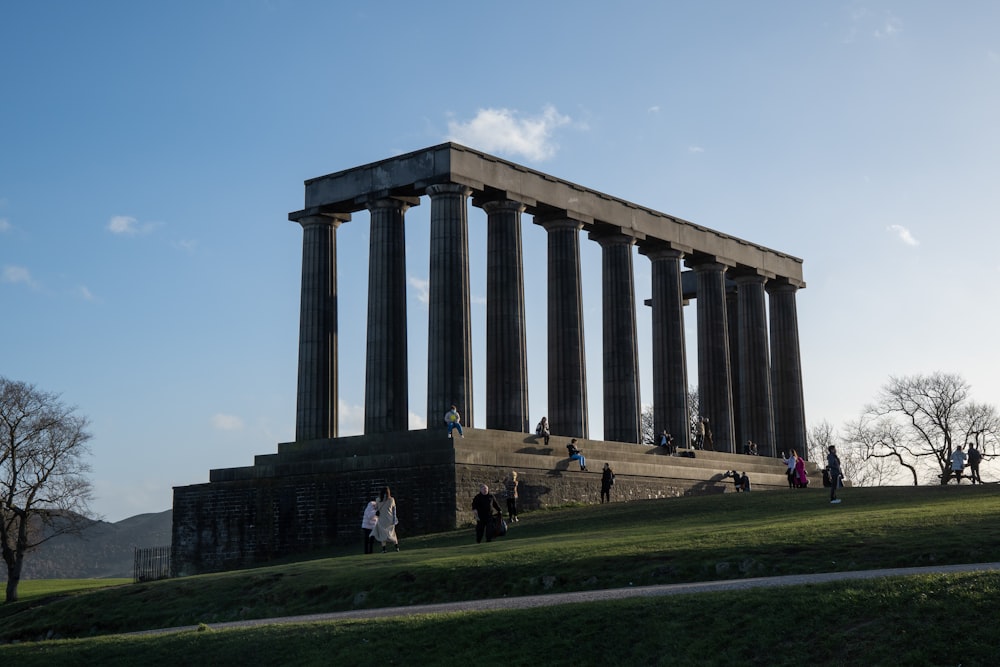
[734,272,776,456]
[592,229,640,444]
[640,244,690,449]
[767,280,807,458]
[292,213,347,441]
[364,197,416,434]
[426,184,474,430]
[482,199,529,432]
[538,214,588,439]
[690,259,735,452]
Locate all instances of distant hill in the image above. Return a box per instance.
[1,510,172,581]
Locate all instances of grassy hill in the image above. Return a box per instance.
[2,486,999,665]
[1,510,172,581]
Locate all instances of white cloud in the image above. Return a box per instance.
[75,285,96,301]
[874,14,902,39]
[446,105,571,162]
[408,411,426,430]
[108,214,159,235]
[172,239,198,253]
[2,265,36,287]
[688,146,705,154]
[887,224,919,246]
[0,218,11,232]
[648,106,661,113]
[211,413,245,431]
[409,275,429,304]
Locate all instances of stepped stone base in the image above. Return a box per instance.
[171,429,816,576]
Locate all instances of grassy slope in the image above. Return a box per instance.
[2,485,999,665]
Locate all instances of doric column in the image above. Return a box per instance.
[364,197,416,434]
[537,214,588,439]
[592,229,640,444]
[425,184,474,431]
[639,244,690,448]
[767,280,807,458]
[292,212,347,441]
[734,272,776,457]
[482,198,529,432]
[689,259,735,452]
[726,287,742,450]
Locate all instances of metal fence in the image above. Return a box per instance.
[134,546,172,583]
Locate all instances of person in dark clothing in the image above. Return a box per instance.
[827,445,843,504]
[600,463,615,503]
[471,484,503,543]
[967,443,983,484]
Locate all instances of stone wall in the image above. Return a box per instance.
[172,429,810,576]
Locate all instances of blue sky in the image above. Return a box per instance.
[3,2,999,521]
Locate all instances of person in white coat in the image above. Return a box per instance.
[371,486,399,552]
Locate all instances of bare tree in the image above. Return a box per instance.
[843,372,1000,486]
[640,404,655,444]
[1,378,94,602]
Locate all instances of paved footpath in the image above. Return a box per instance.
[135,562,1000,636]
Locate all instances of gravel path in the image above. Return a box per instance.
[133,562,1000,636]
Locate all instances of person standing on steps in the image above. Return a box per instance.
[471,484,503,543]
[371,486,400,552]
[445,405,464,438]
[567,439,587,471]
[600,463,615,503]
[827,446,843,504]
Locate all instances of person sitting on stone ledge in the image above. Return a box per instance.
[535,416,551,446]
[444,405,464,438]
[566,439,587,471]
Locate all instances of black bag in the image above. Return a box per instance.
[490,513,508,538]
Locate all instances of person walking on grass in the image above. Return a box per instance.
[504,471,520,523]
[372,486,399,552]
[951,445,967,484]
[827,445,842,504]
[968,443,983,484]
[472,484,503,543]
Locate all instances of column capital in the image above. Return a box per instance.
[637,241,690,260]
[535,214,584,232]
[365,196,420,213]
[588,227,641,248]
[288,208,351,226]
[478,198,526,215]
[426,183,473,198]
[766,276,806,292]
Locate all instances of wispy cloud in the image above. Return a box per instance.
[2,265,38,287]
[874,14,902,39]
[172,239,198,254]
[688,146,705,154]
[887,224,919,246]
[648,106,661,114]
[0,218,11,233]
[409,275,429,304]
[211,413,245,431]
[446,105,571,161]
[75,285,96,301]
[108,214,158,236]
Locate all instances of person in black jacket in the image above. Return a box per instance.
[600,463,615,503]
[471,484,502,543]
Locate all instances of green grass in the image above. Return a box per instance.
[3,485,999,665]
